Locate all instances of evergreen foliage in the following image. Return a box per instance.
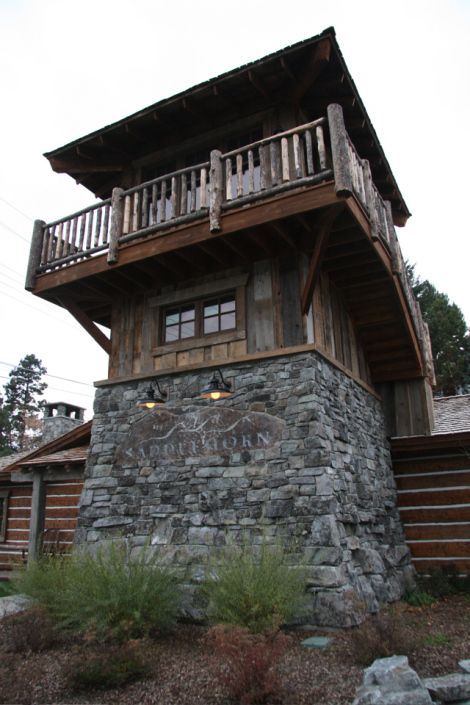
[0,354,47,452]
[204,540,307,633]
[407,265,470,395]
[14,542,181,641]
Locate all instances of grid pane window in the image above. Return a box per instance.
[163,292,236,343]
[203,295,236,335]
[164,305,195,342]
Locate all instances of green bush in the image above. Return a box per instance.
[65,644,150,691]
[403,589,437,607]
[14,542,181,641]
[204,540,306,633]
[0,580,16,597]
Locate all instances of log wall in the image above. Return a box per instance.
[394,454,470,574]
[108,259,371,387]
[0,480,83,571]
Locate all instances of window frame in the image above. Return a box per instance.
[149,273,248,355]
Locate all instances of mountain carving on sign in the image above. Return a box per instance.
[115,407,285,463]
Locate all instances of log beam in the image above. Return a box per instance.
[301,205,343,314]
[291,38,331,102]
[58,297,111,354]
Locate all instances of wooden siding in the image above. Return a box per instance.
[395,454,470,574]
[312,272,371,385]
[43,481,83,551]
[0,485,32,569]
[0,480,83,570]
[108,260,372,388]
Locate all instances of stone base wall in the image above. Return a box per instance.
[75,351,414,626]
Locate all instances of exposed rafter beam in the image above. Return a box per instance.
[49,158,123,175]
[301,205,343,314]
[58,297,111,354]
[291,38,332,103]
[248,70,270,100]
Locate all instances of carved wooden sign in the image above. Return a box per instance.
[116,407,284,464]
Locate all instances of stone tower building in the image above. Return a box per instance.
[25,28,434,625]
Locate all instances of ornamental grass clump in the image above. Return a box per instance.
[14,542,180,641]
[204,540,307,633]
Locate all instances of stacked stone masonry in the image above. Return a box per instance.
[76,351,414,626]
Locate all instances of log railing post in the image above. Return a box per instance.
[25,219,46,291]
[107,187,124,264]
[327,103,353,197]
[384,200,402,274]
[363,159,380,241]
[209,149,223,232]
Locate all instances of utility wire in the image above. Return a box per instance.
[0,375,93,400]
[0,361,94,388]
[0,195,34,222]
[0,286,78,331]
[0,219,30,244]
[0,262,24,280]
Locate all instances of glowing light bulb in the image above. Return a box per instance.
[210,391,222,400]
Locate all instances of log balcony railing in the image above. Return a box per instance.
[25,103,430,372]
[27,104,397,279]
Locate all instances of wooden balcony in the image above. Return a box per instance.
[25,104,432,385]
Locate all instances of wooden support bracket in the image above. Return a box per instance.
[301,205,344,315]
[58,297,111,354]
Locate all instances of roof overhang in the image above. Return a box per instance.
[44,27,410,226]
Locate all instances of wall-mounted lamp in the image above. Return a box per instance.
[200,368,232,400]
[136,380,168,409]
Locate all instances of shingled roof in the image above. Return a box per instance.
[433,394,470,435]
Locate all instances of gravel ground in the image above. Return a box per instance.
[0,596,469,705]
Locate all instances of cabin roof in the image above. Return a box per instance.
[17,446,88,468]
[0,420,92,476]
[433,394,470,435]
[44,27,410,225]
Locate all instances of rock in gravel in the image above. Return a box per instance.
[459,660,470,674]
[0,594,32,619]
[423,673,470,702]
[353,656,433,705]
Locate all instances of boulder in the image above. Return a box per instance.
[423,673,470,702]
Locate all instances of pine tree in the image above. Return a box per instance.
[407,265,470,396]
[2,354,48,451]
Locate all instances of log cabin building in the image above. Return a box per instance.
[23,27,444,625]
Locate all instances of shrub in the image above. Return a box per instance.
[423,632,451,647]
[208,624,290,704]
[350,608,418,666]
[0,580,16,597]
[0,606,58,653]
[418,567,470,598]
[204,540,306,632]
[403,589,437,607]
[14,542,181,641]
[65,643,150,691]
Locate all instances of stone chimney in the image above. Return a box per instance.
[42,401,86,444]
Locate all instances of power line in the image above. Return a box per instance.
[0,375,94,400]
[0,195,34,222]
[0,219,30,244]
[0,262,24,280]
[0,286,78,331]
[0,270,23,286]
[0,361,94,388]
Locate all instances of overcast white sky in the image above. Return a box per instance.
[0,0,469,418]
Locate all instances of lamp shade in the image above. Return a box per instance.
[200,370,232,400]
[136,382,167,409]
